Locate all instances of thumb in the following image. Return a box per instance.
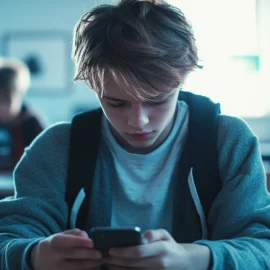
[143,229,172,243]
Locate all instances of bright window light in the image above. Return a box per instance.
[169,0,270,117]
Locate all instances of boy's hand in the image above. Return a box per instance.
[30,228,105,270]
[105,229,190,270]
[105,229,211,270]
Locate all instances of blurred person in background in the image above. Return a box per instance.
[0,58,45,172]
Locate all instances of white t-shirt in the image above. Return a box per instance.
[98,101,189,233]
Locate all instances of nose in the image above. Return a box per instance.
[127,103,149,130]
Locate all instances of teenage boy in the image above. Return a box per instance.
[0,0,270,269]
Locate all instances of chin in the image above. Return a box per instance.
[129,141,153,148]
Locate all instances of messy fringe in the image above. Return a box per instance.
[72,0,200,101]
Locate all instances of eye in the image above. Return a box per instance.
[107,101,126,108]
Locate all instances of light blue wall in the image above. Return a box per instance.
[0,0,109,125]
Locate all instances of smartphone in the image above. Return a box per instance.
[89,226,142,255]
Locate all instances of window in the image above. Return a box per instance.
[170,0,269,116]
[170,0,270,157]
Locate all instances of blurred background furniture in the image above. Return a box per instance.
[264,160,270,191]
[0,173,14,199]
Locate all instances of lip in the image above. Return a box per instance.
[126,132,154,141]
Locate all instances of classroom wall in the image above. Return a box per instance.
[0,0,107,125]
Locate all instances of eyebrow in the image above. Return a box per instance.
[101,93,171,102]
[101,96,126,102]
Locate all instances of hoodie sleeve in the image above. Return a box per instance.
[196,115,270,270]
[0,122,71,270]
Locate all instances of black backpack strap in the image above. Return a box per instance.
[65,108,103,229]
[179,90,221,220]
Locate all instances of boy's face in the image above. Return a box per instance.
[96,75,179,154]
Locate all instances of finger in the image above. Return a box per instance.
[109,241,167,258]
[64,259,104,270]
[143,229,172,243]
[109,266,155,270]
[109,267,156,270]
[60,247,102,260]
[108,254,168,268]
[50,233,94,249]
[109,267,129,270]
[63,228,89,238]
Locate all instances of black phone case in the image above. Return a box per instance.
[90,227,142,255]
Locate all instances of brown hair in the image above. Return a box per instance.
[72,0,199,101]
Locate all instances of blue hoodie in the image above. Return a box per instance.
[0,113,270,270]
